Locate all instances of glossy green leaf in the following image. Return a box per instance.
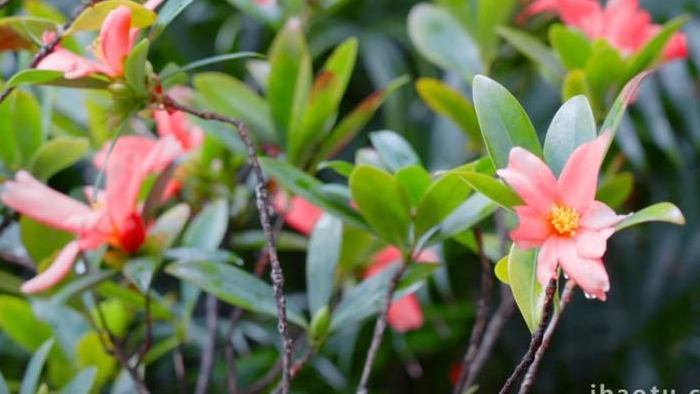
[0,296,52,351]
[30,136,89,181]
[149,0,195,39]
[416,78,481,148]
[395,165,432,207]
[76,333,116,390]
[124,39,149,96]
[31,300,89,360]
[349,165,411,248]
[313,76,409,165]
[20,217,73,263]
[233,230,308,251]
[147,203,191,251]
[415,173,473,237]
[0,16,57,50]
[600,72,648,139]
[307,215,343,316]
[123,257,159,293]
[290,38,358,165]
[193,72,275,141]
[494,256,509,284]
[261,158,367,229]
[475,0,516,63]
[6,70,63,88]
[268,18,312,145]
[67,0,156,33]
[161,52,260,80]
[51,269,117,305]
[454,171,521,210]
[0,90,44,167]
[497,26,565,84]
[615,202,685,232]
[369,130,420,172]
[316,160,355,178]
[586,40,625,101]
[625,16,689,79]
[408,3,481,80]
[473,75,542,169]
[431,193,498,244]
[182,199,228,250]
[19,339,54,394]
[543,95,596,176]
[60,367,97,394]
[549,25,592,69]
[165,260,307,326]
[507,245,545,333]
[596,173,634,209]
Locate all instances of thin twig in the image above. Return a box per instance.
[194,294,218,394]
[356,261,410,394]
[173,346,187,394]
[465,285,515,387]
[135,290,154,365]
[453,229,494,394]
[161,96,293,393]
[518,280,577,394]
[498,277,558,394]
[0,0,103,105]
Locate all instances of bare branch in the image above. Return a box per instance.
[195,294,218,394]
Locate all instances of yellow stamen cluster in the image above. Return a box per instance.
[549,204,580,237]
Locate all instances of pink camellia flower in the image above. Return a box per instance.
[497,132,628,300]
[273,193,324,236]
[0,146,162,293]
[521,0,688,61]
[37,6,136,79]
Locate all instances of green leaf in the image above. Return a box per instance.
[289,38,358,166]
[369,130,420,172]
[124,39,149,96]
[193,72,275,142]
[349,165,411,248]
[312,75,409,165]
[123,257,158,293]
[596,172,634,209]
[497,26,565,84]
[20,217,73,263]
[67,0,157,34]
[161,53,260,80]
[268,18,312,145]
[431,193,498,244]
[147,203,191,250]
[0,370,8,394]
[0,271,22,295]
[307,215,343,316]
[494,256,509,284]
[408,3,481,80]
[625,15,689,79]
[0,16,58,51]
[76,333,116,390]
[600,72,648,139]
[149,0,195,39]
[507,245,545,333]
[395,165,432,207]
[50,269,117,305]
[543,95,596,176]
[586,40,625,102]
[561,69,594,102]
[475,0,516,63]
[454,171,521,210]
[60,367,97,394]
[0,90,44,167]
[414,173,473,237]
[20,339,54,394]
[232,230,308,251]
[473,75,542,169]
[6,70,63,88]
[165,260,307,326]
[317,160,355,178]
[615,202,685,232]
[416,78,481,149]
[30,136,89,181]
[0,296,53,351]
[331,262,438,330]
[261,158,367,229]
[182,199,228,250]
[549,25,592,69]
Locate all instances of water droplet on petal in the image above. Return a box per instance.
[584,292,595,299]
[563,272,569,280]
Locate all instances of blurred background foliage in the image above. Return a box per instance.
[1,0,700,393]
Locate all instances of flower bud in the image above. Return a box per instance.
[308,305,331,349]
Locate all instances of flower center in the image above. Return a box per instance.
[549,204,580,237]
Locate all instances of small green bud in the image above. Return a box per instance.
[107,82,133,98]
[308,305,332,349]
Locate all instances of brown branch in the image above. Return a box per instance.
[453,229,494,394]
[160,97,293,393]
[498,277,558,394]
[356,261,410,394]
[194,294,218,394]
[173,346,187,394]
[0,0,104,105]
[465,285,515,387]
[518,280,577,394]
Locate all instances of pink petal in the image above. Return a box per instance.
[365,247,402,276]
[105,150,147,232]
[21,241,81,294]
[387,294,424,333]
[580,201,627,230]
[94,136,158,170]
[154,110,203,151]
[140,135,183,174]
[663,32,689,61]
[415,248,439,263]
[557,133,610,211]
[99,6,133,77]
[497,147,558,214]
[36,48,107,79]
[557,238,610,301]
[275,195,324,236]
[1,171,93,233]
[537,237,559,286]
[559,0,604,37]
[574,228,613,259]
[511,206,552,249]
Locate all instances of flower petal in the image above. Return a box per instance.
[21,241,80,294]
[580,200,627,230]
[511,206,552,249]
[574,228,613,259]
[94,136,157,170]
[388,294,424,333]
[497,147,558,214]
[37,48,107,79]
[1,171,93,233]
[537,236,559,286]
[275,195,324,237]
[557,238,610,301]
[99,6,132,76]
[557,133,610,211]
